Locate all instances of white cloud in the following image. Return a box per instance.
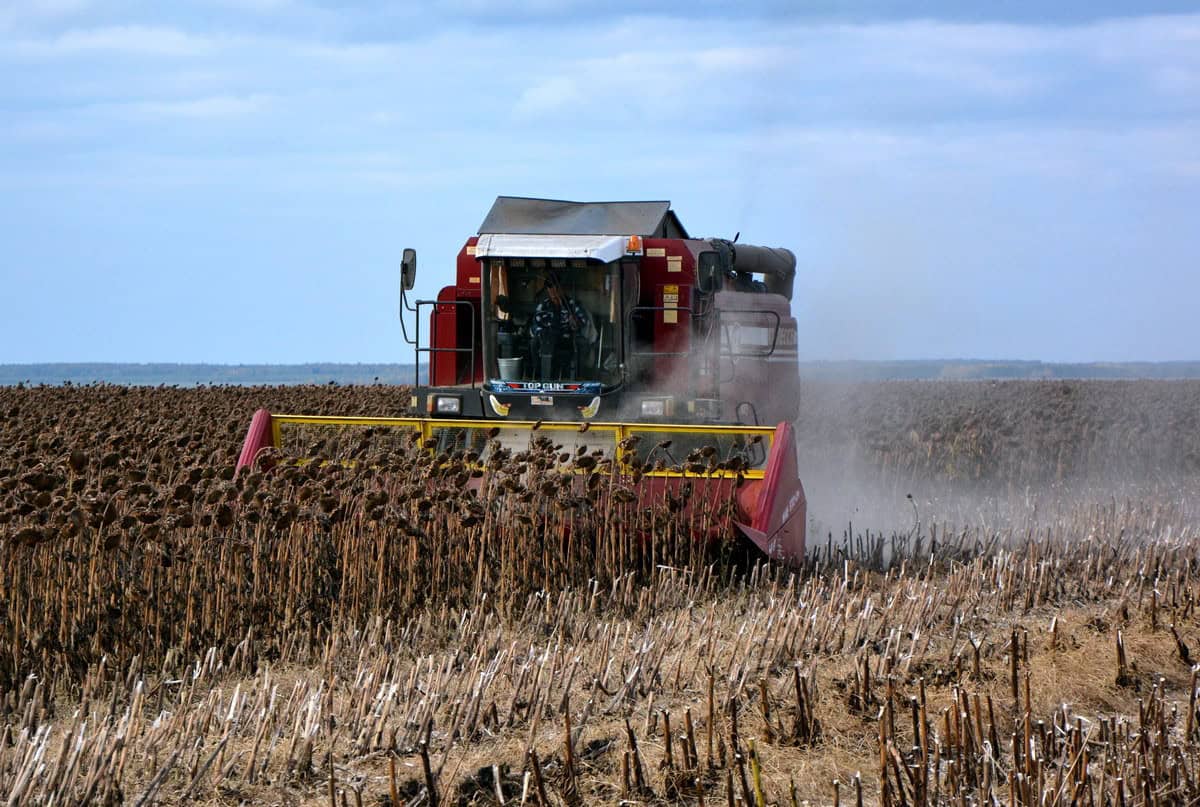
[133,93,267,118]
[63,25,213,54]
[496,12,1200,130]
[26,0,92,15]
[298,40,400,65]
[3,8,1199,187]
[6,25,216,58]
[1151,66,1200,96]
[0,118,76,142]
[207,0,292,10]
[514,76,579,117]
[0,0,92,32]
[693,45,787,72]
[435,0,587,14]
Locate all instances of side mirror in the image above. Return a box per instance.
[401,248,417,291]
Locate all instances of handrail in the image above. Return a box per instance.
[626,304,695,359]
[414,298,477,388]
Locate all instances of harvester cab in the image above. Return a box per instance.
[405,197,799,427]
[238,196,807,564]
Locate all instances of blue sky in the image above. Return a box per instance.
[1,1,1197,363]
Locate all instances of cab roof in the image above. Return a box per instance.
[479,196,689,238]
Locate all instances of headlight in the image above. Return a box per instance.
[640,399,666,417]
[434,395,462,414]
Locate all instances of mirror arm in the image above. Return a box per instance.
[398,284,417,346]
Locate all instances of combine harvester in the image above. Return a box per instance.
[238,197,806,563]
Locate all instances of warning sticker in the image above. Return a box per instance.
[531,395,553,406]
[663,284,679,324]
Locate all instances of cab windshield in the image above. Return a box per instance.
[483,258,630,386]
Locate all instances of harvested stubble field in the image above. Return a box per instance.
[2,380,1200,806]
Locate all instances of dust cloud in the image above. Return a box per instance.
[792,379,1200,550]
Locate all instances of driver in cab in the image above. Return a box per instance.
[529,273,596,380]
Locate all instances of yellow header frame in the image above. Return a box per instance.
[269,415,774,479]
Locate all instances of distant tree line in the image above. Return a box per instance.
[0,363,418,387]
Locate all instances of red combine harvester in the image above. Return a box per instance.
[239,197,806,563]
